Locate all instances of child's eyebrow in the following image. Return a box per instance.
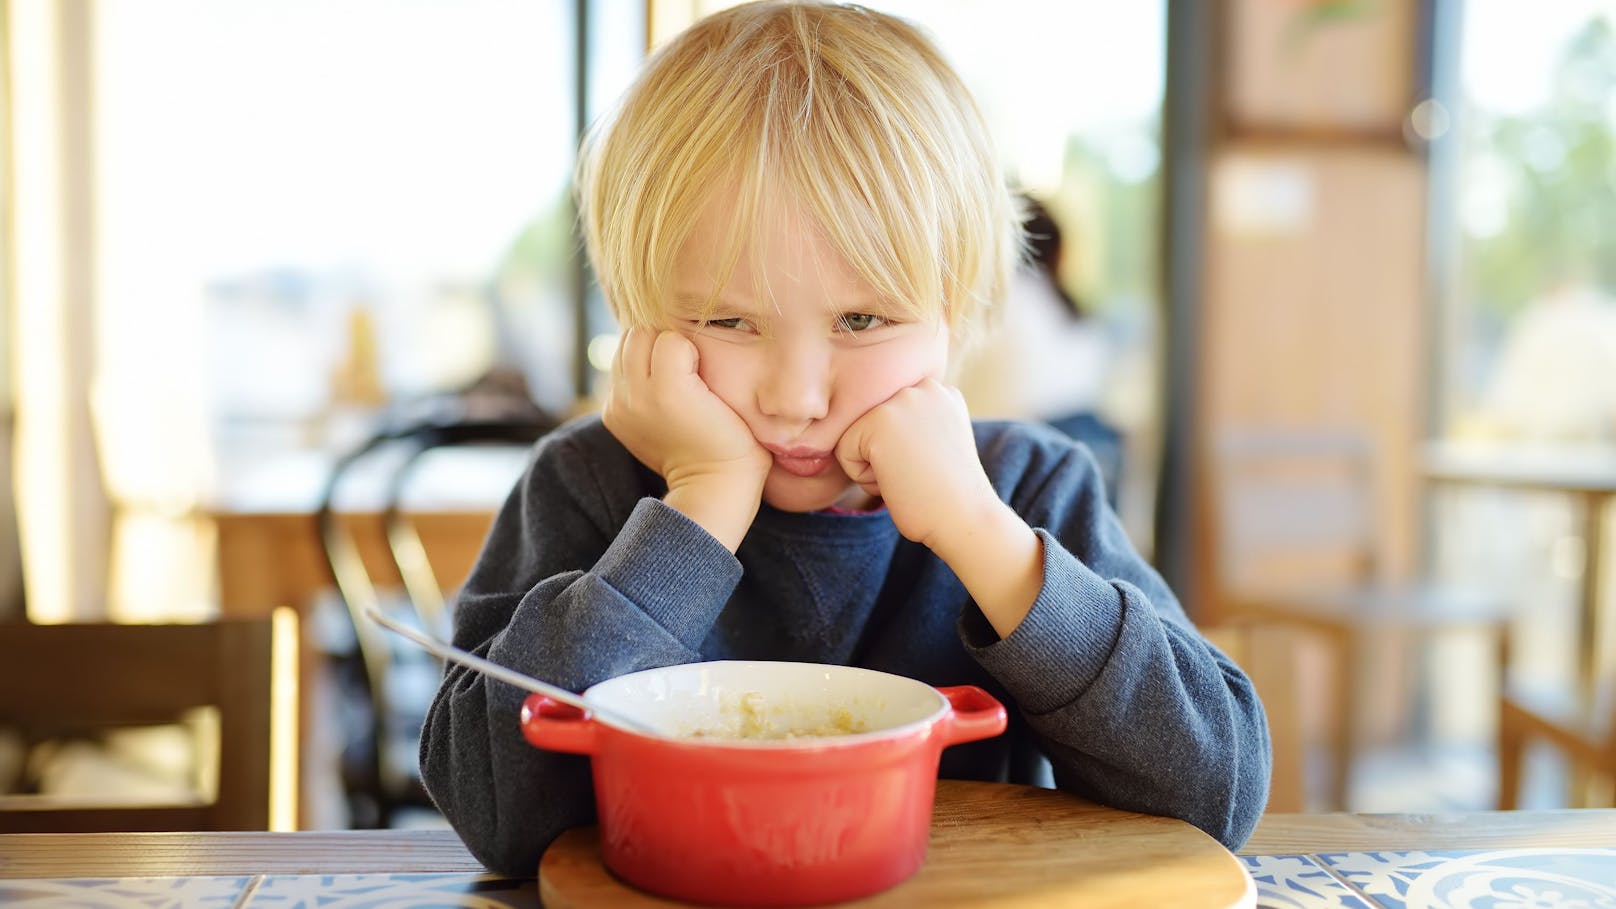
[838,298,898,313]
[668,294,757,316]
[669,291,898,319]
[832,298,905,319]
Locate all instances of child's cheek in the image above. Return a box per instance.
[898,327,953,386]
[689,337,750,408]
[845,349,939,412]
[906,322,952,385]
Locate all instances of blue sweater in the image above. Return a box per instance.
[420,415,1270,876]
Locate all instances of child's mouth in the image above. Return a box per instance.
[767,445,833,478]
[772,453,832,477]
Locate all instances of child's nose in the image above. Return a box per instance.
[756,343,831,423]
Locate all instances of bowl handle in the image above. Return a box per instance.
[935,685,1008,746]
[520,694,600,755]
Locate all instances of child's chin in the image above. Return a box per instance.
[761,477,852,514]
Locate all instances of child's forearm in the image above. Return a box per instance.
[663,476,762,553]
[931,500,1044,638]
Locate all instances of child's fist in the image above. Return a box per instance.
[603,328,770,494]
[834,379,997,549]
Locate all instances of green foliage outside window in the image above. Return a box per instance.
[1462,17,1615,320]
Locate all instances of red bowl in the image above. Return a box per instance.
[520,660,1006,906]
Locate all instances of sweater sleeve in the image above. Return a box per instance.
[419,424,740,876]
[959,425,1271,850]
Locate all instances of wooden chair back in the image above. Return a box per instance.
[1207,427,1513,811]
[0,615,290,832]
[1211,427,1380,596]
[1499,670,1616,808]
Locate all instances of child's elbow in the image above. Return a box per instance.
[1208,729,1271,851]
[1213,782,1267,853]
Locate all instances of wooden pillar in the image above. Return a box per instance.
[9,0,113,622]
[1191,0,1431,617]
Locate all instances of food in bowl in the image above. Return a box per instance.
[685,690,869,740]
[520,660,1007,907]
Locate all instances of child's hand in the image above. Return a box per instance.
[603,328,770,550]
[836,378,1045,638]
[833,378,999,551]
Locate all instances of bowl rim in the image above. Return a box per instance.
[579,659,950,750]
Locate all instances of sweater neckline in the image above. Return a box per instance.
[748,501,899,542]
[821,500,887,517]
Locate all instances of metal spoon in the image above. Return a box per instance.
[364,606,660,736]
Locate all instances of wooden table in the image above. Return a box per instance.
[7,802,1608,878]
[1422,441,1616,703]
[4,792,1614,907]
[0,782,1257,907]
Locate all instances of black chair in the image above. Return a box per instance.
[316,379,557,828]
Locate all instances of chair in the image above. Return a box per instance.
[1498,660,1616,808]
[1207,427,1512,810]
[0,612,293,832]
[317,401,556,828]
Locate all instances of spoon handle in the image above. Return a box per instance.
[363,606,656,735]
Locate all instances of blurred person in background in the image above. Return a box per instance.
[956,196,1122,501]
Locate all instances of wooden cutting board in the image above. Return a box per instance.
[539,779,1255,908]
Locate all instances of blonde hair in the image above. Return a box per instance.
[576,0,1021,342]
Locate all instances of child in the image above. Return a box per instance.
[421,0,1270,877]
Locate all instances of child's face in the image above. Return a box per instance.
[668,193,950,513]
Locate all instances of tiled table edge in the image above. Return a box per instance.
[0,875,256,908]
[0,871,541,908]
[1243,855,1378,909]
[1245,849,1616,909]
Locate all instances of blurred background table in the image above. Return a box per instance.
[208,447,525,619]
[212,508,496,619]
[1422,441,1616,703]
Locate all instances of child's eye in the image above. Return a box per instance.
[836,312,889,332]
[696,317,756,332]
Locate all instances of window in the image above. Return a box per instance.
[88,1,585,617]
[1439,3,1615,441]
[1430,1,1615,706]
